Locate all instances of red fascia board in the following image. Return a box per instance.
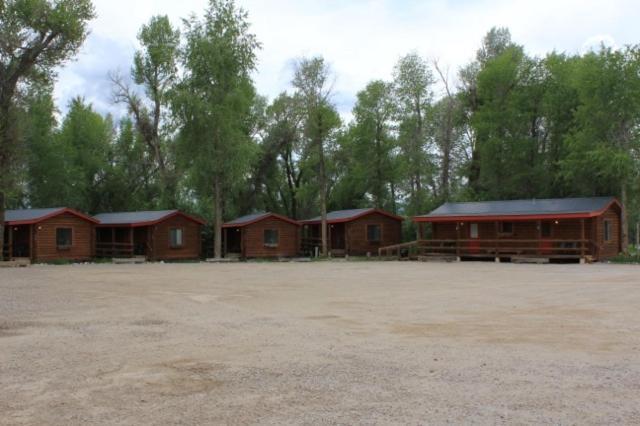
[222,213,300,228]
[6,208,99,226]
[301,209,404,225]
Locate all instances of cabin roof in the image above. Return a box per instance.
[301,208,403,224]
[93,210,205,227]
[223,212,299,228]
[5,208,99,225]
[414,197,619,222]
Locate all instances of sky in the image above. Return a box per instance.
[54,0,640,121]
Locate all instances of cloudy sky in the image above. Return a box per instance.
[54,0,640,120]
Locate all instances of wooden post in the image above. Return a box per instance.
[240,228,244,258]
[7,225,13,260]
[494,221,499,258]
[223,228,228,258]
[29,224,33,262]
[456,223,461,257]
[581,218,585,259]
[129,227,133,257]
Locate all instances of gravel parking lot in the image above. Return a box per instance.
[1,261,639,424]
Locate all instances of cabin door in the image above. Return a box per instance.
[330,223,346,250]
[538,221,553,255]
[468,223,480,254]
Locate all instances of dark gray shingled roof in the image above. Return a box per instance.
[224,212,270,226]
[5,208,66,223]
[93,210,179,225]
[418,197,616,218]
[303,208,376,223]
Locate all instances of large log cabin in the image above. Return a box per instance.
[223,212,300,258]
[301,208,403,256]
[93,210,205,261]
[412,197,623,262]
[2,208,98,262]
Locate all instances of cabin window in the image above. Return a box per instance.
[470,223,479,239]
[499,222,514,235]
[604,220,612,242]
[264,229,279,247]
[56,228,72,249]
[367,224,381,243]
[541,222,552,238]
[169,228,184,248]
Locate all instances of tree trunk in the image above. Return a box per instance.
[214,176,223,259]
[317,114,328,256]
[621,183,629,253]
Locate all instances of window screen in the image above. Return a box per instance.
[367,225,381,242]
[604,220,611,242]
[170,228,183,248]
[264,229,279,246]
[541,222,552,238]
[56,228,72,249]
[470,223,479,239]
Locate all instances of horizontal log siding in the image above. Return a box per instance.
[345,213,402,256]
[150,216,202,260]
[34,213,94,261]
[242,218,299,258]
[596,205,622,259]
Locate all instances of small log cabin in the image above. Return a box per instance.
[223,212,300,258]
[412,197,623,262]
[93,210,205,261]
[301,208,403,256]
[2,208,98,262]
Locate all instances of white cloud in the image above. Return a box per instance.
[53,0,640,120]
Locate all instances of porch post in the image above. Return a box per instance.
[29,224,33,262]
[7,225,13,260]
[537,220,542,255]
[417,222,423,240]
[240,228,244,258]
[456,223,461,259]
[223,228,228,258]
[581,219,586,260]
[129,227,134,257]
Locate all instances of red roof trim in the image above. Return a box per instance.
[413,198,622,223]
[95,211,206,227]
[301,208,404,225]
[6,208,99,225]
[222,213,300,228]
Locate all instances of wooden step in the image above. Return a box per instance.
[417,255,458,263]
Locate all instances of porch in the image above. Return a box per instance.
[2,225,32,261]
[95,226,149,258]
[379,238,594,262]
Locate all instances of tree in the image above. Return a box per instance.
[173,0,260,258]
[342,80,397,210]
[0,0,94,258]
[292,56,341,256]
[393,53,434,216]
[111,15,180,208]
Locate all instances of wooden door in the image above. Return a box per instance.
[468,223,480,254]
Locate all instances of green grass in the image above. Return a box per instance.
[609,246,640,264]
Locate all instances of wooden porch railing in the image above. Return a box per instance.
[379,239,593,259]
[95,242,135,258]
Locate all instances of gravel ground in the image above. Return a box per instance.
[1,261,639,425]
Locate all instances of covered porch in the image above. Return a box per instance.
[95,226,149,258]
[301,223,347,256]
[2,224,32,260]
[382,218,595,262]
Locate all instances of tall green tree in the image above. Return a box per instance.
[393,53,434,216]
[292,56,341,255]
[112,14,180,207]
[0,0,94,258]
[173,0,260,258]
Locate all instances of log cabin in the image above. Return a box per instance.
[93,210,205,261]
[2,208,98,262]
[301,208,403,256]
[411,197,623,262]
[223,212,300,258]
